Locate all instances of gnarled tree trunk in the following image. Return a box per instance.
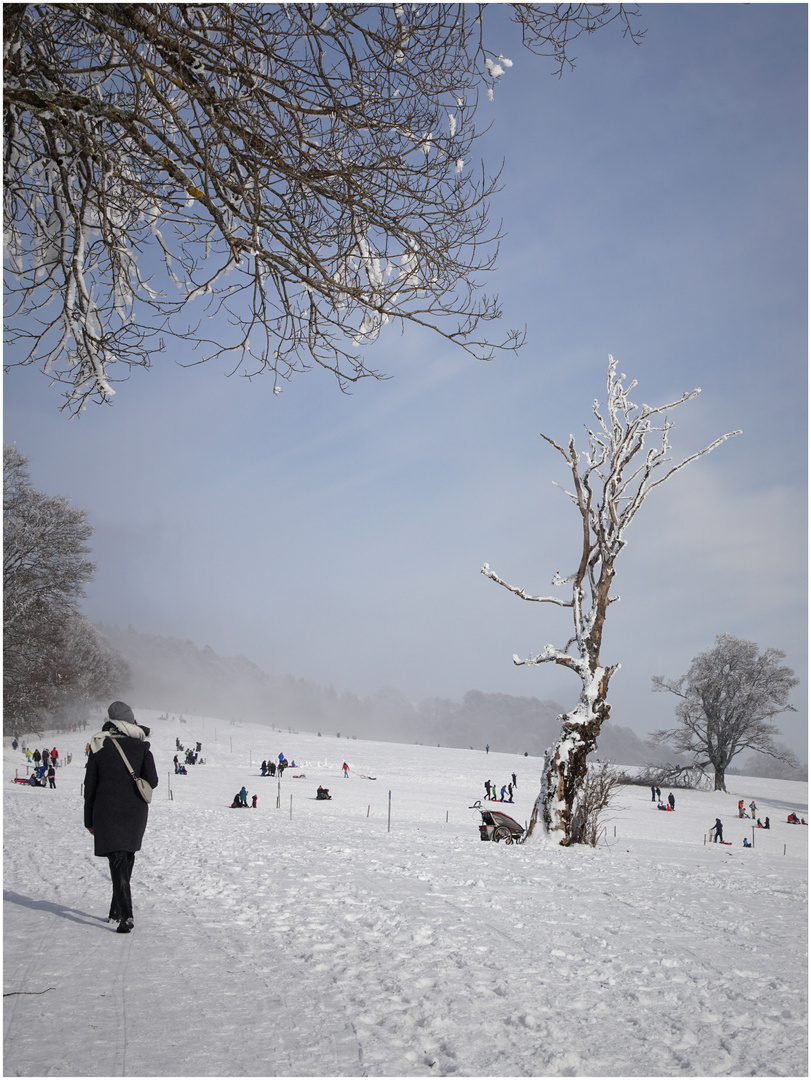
[484,357,740,845]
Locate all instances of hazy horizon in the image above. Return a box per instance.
[4,5,807,758]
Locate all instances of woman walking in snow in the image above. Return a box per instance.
[84,702,158,934]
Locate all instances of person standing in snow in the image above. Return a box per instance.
[711,818,723,843]
[668,792,675,811]
[239,786,248,807]
[84,702,158,934]
[500,784,507,801]
[749,800,757,818]
[511,772,517,788]
[47,763,56,789]
[342,762,349,777]
[252,794,258,808]
[484,780,492,800]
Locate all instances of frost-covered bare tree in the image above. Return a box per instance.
[4,445,128,735]
[4,3,641,411]
[482,356,741,845]
[651,633,799,792]
[4,444,95,628]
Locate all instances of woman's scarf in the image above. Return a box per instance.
[89,719,146,755]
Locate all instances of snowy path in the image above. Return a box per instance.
[4,718,807,1076]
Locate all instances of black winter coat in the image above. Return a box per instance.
[84,736,159,856]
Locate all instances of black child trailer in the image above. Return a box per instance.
[470,800,525,844]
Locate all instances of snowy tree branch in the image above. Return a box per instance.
[4,3,641,411]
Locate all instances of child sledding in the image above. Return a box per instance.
[13,765,48,787]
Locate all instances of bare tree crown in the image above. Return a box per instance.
[651,632,799,790]
[4,4,641,411]
[483,356,742,677]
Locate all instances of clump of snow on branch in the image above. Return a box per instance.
[482,356,741,844]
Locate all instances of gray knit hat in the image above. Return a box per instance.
[107,701,135,724]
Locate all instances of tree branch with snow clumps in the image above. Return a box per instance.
[3,4,642,412]
[482,356,741,845]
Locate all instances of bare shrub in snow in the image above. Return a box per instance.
[569,762,623,846]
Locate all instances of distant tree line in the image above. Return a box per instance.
[3,445,129,736]
[99,624,677,765]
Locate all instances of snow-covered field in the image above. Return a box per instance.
[3,713,808,1077]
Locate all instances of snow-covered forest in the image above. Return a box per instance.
[4,713,807,1076]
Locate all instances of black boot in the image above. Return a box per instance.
[107,851,135,925]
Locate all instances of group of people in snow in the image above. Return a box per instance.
[230,787,258,808]
[656,792,677,811]
[173,747,203,774]
[650,785,676,810]
[483,774,517,803]
[22,745,60,769]
[260,753,297,777]
[11,742,59,788]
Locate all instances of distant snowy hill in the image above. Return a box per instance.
[98,625,665,764]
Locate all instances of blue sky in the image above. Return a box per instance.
[4,4,807,755]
